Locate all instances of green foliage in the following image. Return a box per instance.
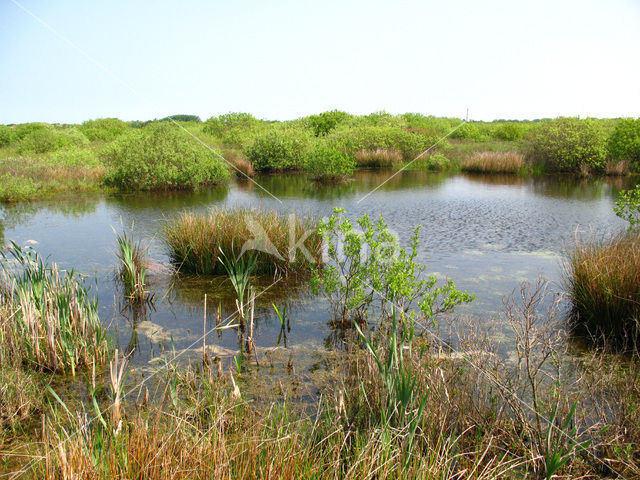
[79,118,129,142]
[101,123,229,191]
[311,208,473,323]
[0,243,111,374]
[303,142,355,180]
[13,122,49,141]
[614,185,640,226]
[17,127,89,154]
[160,114,202,123]
[116,230,150,304]
[328,126,439,161]
[492,122,527,141]
[529,117,607,173]
[0,174,38,202]
[450,122,485,141]
[405,153,451,171]
[245,129,310,171]
[203,112,261,137]
[48,147,100,167]
[0,125,15,147]
[607,118,640,167]
[307,110,350,137]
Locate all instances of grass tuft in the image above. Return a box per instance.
[164,208,322,276]
[354,148,403,168]
[565,230,640,345]
[461,151,526,174]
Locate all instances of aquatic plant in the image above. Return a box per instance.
[164,208,322,276]
[218,245,256,325]
[0,243,111,374]
[565,230,640,346]
[115,230,151,303]
[461,150,526,174]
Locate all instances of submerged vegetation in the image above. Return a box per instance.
[1,113,638,201]
[164,208,322,276]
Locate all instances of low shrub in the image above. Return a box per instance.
[450,122,485,141]
[615,185,640,226]
[101,123,229,191]
[303,142,355,181]
[79,118,129,142]
[0,125,15,147]
[17,126,89,154]
[565,230,640,346]
[164,208,322,276]
[529,117,606,173]
[492,122,527,141]
[0,173,38,202]
[354,148,403,168]
[48,147,100,167]
[607,118,640,169]
[404,153,452,171]
[461,151,526,174]
[306,110,351,137]
[245,129,310,171]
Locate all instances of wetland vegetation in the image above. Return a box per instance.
[0,115,639,478]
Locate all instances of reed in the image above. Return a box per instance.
[565,230,640,345]
[0,243,111,374]
[461,150,526,174]
[115,230,150,303]
[164,208,322,276]
[354,147,403,168]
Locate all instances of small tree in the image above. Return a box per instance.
[303,142,355,181]
[614,184,640,227]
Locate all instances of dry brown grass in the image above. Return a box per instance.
[222,148,256,177]
[354,148,403,168]
[606,159,630,176]
[461,151,526,174]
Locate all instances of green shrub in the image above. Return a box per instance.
[245,129,310,171]
[160,114,201,123]
[203,113,261,137]
[529,117,606,173]
[101,123,229,191]
[48,148,100,168]
[492,122,527,141]
[307,110,351,137]
[17,127,89,154]
[303,142,355,180]
[406,153,451,171]
[79,118,129,142]
[615,185,640,226]
[328,126,438,161]
[13,122,49,141]
[0,174,38,202]
[0,125,15,147]
[400,114,455,136]
[607,118,640,168]
[450,122,485,141]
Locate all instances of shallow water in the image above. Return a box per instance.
[0,171,634,372]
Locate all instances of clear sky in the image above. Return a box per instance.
[1,0,639,124]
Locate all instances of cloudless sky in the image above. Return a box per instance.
[1,0,639,124]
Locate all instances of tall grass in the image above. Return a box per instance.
[565,230,640,345]
[115,230,150,304]
[354,148,403,168]
[461,151,526,174]
[0,243,110,374]
[164,208,322,276]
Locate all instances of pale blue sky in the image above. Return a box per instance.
[1,0,639,124]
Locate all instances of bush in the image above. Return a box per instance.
[203,113,261,137]
[607,118,640,168]
[160,114,201,123]
[17,127,89,154]
[0,174,38,202]
[566,230,640,346]
[245,129,310,171]
[529,117,606,173]
[48,148,100,168]
[328,126,438,161]
[307,110,351,137]
[615,185,640,226]
[101,123,229,191]
[0,125,15,147]
[492,122,527,141]
[303,142,355,180]
[450,122,485,141]
[79,118,129,142]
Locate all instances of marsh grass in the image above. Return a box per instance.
[164,208,322,276]
[115,230,151,304]
[354,147,403,168]
[565,230,640,346]
[221,148,256,177]
[0,243,110,374]
[461,151,527,174]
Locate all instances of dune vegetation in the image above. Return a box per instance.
[1,113,638,201]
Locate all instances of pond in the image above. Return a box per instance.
[0,171,634,375]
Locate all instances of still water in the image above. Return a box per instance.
[0,171,633,372]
